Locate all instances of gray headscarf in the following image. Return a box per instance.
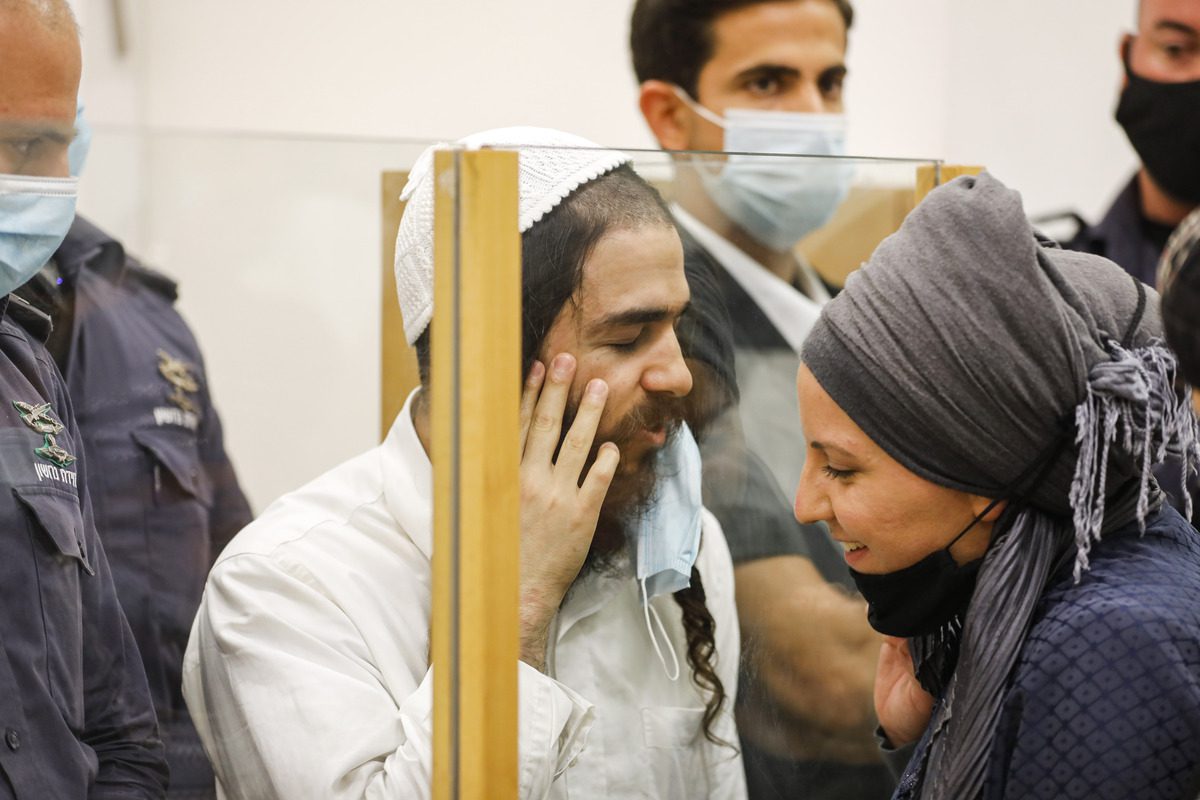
[801,172,1199,799]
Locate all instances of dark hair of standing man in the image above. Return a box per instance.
[630,0,854,98]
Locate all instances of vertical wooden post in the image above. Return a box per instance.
[430,148,522,800]
[915,164,984,204]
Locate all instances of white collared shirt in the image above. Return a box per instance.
[672,204,828,354]
[183,391,746,800]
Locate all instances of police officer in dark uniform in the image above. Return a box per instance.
[1068,0,1200,284]
[0,1,169,796]
[17,102,253,797]
[22,211,254,800]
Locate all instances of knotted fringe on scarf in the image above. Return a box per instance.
[1070,340,1200,581]
[919,341,1198,800]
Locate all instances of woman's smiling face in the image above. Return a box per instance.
[792,365,998,575]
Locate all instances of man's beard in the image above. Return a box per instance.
[557,393,686,578]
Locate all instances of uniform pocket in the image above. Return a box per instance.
[132,427,214,507]
[130,427,213,714]
[13,484,91,726]
[15,485,94,575]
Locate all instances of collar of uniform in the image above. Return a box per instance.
[380,389,434,561]
[54,215,128,287]
[1084,175,1165,285]
[671,203,826,354]
[1091,176,1143,244]
[1,293,53,342]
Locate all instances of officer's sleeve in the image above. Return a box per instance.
[194,357,252,561]
[184,551,594,800]
[68,398,169,797]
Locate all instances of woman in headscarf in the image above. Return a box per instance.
[793,172,1200,799]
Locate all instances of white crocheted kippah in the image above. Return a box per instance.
[393,127,631,344]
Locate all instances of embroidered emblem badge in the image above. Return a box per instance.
[13,401,64,435]
[35,434,76,468]
[157,349,200,415]
[13,402,76,468]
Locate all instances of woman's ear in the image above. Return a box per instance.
[969,494,1006,523]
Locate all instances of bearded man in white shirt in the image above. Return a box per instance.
[182,128,747,799]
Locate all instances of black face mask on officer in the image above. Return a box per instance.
[1116,42,1200,206]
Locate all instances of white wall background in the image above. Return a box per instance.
[71,0,1141,511]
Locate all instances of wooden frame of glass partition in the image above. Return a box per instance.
[430,148,522,800]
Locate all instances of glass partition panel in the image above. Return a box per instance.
[75,129,943,799]
[645,150,936,800]
[79,127,432,510]
[465,142,939,799]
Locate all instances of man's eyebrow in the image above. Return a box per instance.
[587,301,691,334]
[1155,19,1199,37]
[732,63,800,86]
[819,64,848,81]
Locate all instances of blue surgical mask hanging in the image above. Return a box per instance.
[0,173,79,297]
[635,422,704,681]
[69,104,92,178]
[675,87,854,252]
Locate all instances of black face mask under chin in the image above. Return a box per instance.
[846,404,1092,640]
[1115,44,1200,206]
[848,504,991,638]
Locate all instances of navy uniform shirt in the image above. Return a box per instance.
[1067,176,1175,287]
[33,217,253,796]
[0,293,167,798]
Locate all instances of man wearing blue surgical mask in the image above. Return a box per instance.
[0,1,168,796]
[632,2,892,799]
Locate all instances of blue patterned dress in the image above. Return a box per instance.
[894,505,1200,799]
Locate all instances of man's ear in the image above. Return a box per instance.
[638,79,693,151]
[1119,32,1134,87]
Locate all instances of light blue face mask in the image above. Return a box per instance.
[676,88,854,252]
[635,422,704,680]
[0,173,79,297]
[69,104,92,177]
